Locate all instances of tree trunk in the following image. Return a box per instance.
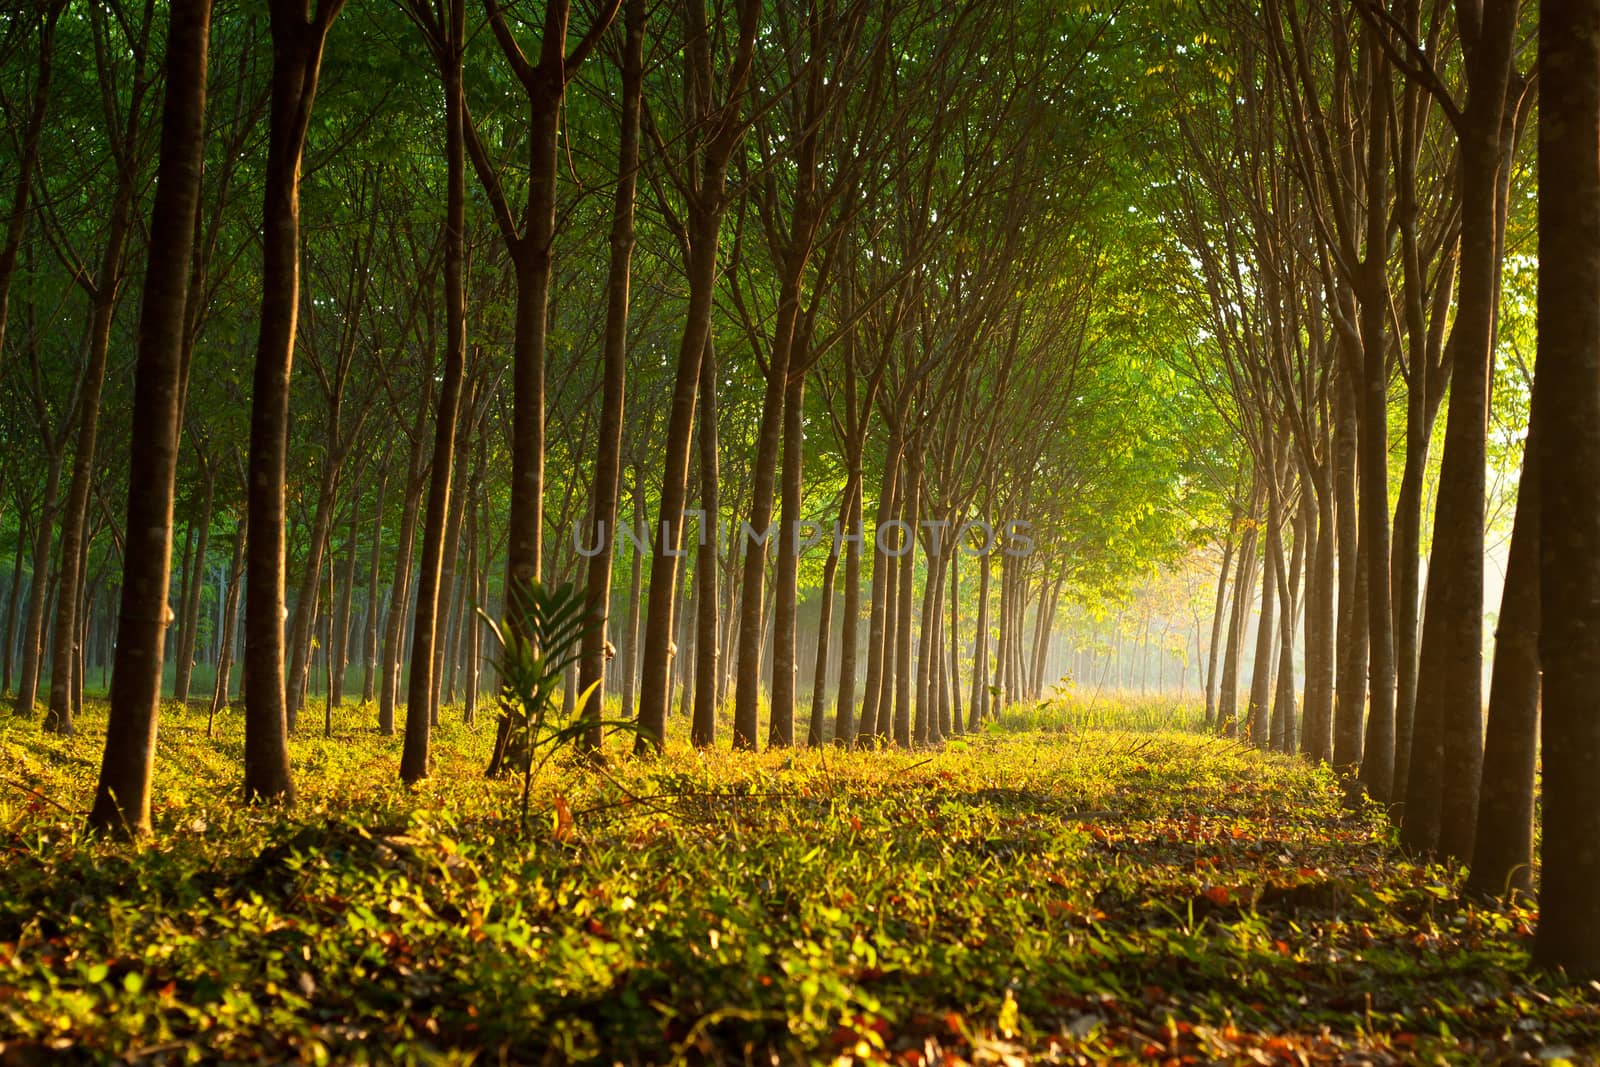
[826,458,864,744]
[210,519,246,727]
[1404,0,1519,857]
[46,176,136,736]
[380,396,430,735]
[1332,371,1367,772]
[806,518,844,751]
[1534,0,1600,974]
[243,0,342,804]
[893,436,922,747]
[361,467,387,704]
[401,95,467,784]
[1247,467,1279,748]
[1467,415,1539,900]
[968,535,990,730]
[429,390,473,726]
[1271,497,1306,754]
[857,436,900,742]
[948,536,962,731]
[914,523,941,745]
[330,504,358,706]
[1217,481,1260,735]
[692,336,721,747]
[1205,529,1235,727]
[174,469,215,703]
[3,509,28,695]
[635,201,737,752]
[89,0,211,834]
[620,462,645,720]
[769,370,807,748]
[285,462,340,729]
[578,0,643,751]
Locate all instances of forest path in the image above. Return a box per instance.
[1,700,1595,1064]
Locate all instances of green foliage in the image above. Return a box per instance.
[479,581,615,833]
[2,701,1596,1064]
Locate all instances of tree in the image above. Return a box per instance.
[1533,0,1600,980]
[243,0,346,804]
[88,0,213,836]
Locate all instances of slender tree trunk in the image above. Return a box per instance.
[1217,480,1260,735]
[948,536,962,732]
[914,524,941,745]
[1390,364,1445,802]
[857,437,900,742]
[768,367,808,748]
[620,462,644,720]
[1467,416,1539,899]
[692,337,721,747]
[636,198,740,752]
[578,0,643,751]
[1332,371,1367,771]
[873,483,900,742]
[1405,8,1519,858]
[330,505,358,706]
[1534,0,1600,974]
[3,510,28,695]
[244,0,342,803]
[285,464,340,728]
[968,537,990,730]
[1271,497,1306,754]
[1205,529,1235,727]
[210,519,246,727]
[47,183,136,736]
[1247,470,1279,748]
[89,0,211,834]
[832,448,865,745]
[14,463,57,718]
[174,470,215,703]
[893,436,922,747]
[1349,45,1399,800]
[173,523,196,676]
[361,468,387,704]
[380,407,429,736]
[1303,466,1337,762]
[402,80,467,784]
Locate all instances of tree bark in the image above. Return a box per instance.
[46,168,138,736]
[379,396,430,735]
[402,73,468,780]
[692,337,721,747]
[89,0,211,834]
[833,437,865,744]
[360,467,387,704]
[1403,0,1520,860]
[1205,529,1234,728]
[243,0,343,804]
[893,436,922,747]
[578,0,644,752]
[1467,414,1539,900]
[1332,369,1366,771]
[857,436,900,742]
[769,371,807,747]
[173,469,215,703]
[210,518,246,728]
[1534,0,1600,975]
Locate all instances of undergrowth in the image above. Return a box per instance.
[0,696,1594,1065]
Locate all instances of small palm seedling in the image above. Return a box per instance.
[479,580,641,835]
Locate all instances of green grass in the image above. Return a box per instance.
[1,697,1595,1065]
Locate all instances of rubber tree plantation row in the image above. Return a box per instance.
[3,0,1600,1057]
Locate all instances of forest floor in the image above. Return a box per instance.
[1,696,1596,1066]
